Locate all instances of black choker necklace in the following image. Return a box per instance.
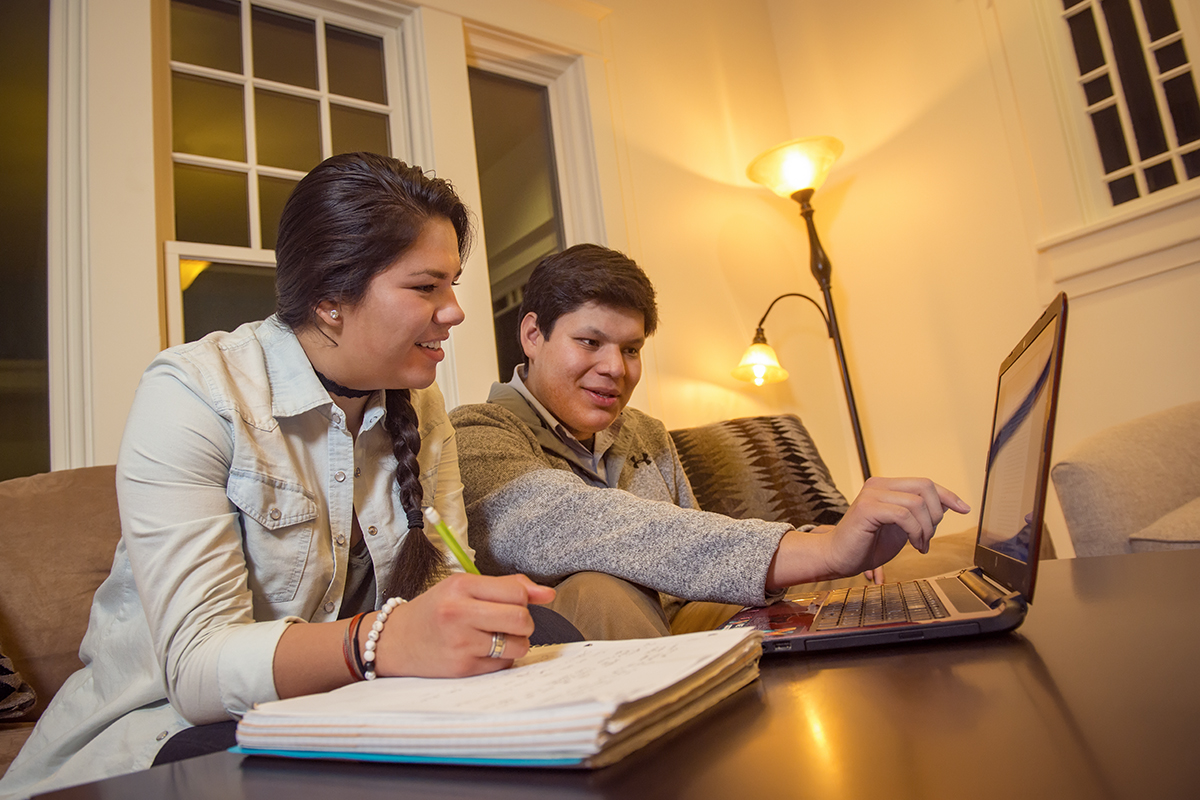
[313,368,377,399]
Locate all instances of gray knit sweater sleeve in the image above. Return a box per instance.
[449,402,791,607]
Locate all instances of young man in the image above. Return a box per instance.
[450,244,968,639]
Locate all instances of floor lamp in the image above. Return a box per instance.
[733,135,872,481]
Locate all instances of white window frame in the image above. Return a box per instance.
[48,0,622,466]
[163,0,414,349]
[409,6,627,406]
[168,0,412,248]
[1056,0,1199,203]
[166,4,624,405]
[163,242,278,345]
[464,25,609,249]
[461,25,610,380]
[979,0,1200,296]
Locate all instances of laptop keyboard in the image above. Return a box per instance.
[813,580,950,630]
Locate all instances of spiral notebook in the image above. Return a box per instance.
[232,627,762,768]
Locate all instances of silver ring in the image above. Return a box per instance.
[486,631,506,659]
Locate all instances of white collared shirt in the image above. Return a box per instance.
[0,317,468,799]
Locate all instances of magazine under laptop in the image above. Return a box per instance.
[722,292,1068,654]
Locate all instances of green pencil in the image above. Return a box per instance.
[423,507,481,575]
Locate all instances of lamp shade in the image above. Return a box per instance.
[746,135,844,198]
[732,342,789,386]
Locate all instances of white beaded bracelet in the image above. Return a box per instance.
[363,596,406,681]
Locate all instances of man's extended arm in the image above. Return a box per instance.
[766,477,970,590]
[451,403,792,607]
[451,404,969,604]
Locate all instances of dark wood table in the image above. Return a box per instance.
[40,549,1200,800]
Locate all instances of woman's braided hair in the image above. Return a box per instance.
[275,152,473,599]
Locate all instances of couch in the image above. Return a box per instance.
[0,414,999,776]
[1051,400,1200,557]
[0,465,122,777]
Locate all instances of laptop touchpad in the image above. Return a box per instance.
[936,577,991,614]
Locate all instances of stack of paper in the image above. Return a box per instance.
[234,627,762,768]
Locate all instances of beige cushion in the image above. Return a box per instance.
[1129,496,1200,553]
[0,466,121,720]
[1052,401,1200,557]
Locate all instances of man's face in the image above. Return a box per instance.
[520,301,646,441]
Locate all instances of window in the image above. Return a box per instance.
[165,0,405,343]
[46,0,620,463]
[1060,0,1200,205]
[467,68,566,380]
[0,0,50,480]
[978,0,1200,293]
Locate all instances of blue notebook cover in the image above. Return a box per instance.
[228,745,584,768]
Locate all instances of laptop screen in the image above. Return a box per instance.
[973,294,1067,601]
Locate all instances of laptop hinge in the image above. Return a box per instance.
[959,569,1007,609]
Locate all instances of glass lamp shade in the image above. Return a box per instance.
[746,135,844,198]
[732,342,789,386]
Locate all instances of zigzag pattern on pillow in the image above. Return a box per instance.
[0,652,36,720]
[670,415,848,528]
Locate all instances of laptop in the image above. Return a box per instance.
[722,292,1068,654]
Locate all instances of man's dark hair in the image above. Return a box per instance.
[518,244,658,352]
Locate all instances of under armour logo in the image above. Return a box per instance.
[631,452,652,468]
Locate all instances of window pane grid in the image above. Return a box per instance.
[168,59,393,112]
[1136,0,1200,165]
[1061,0,1200,205]
[170,0,397,251]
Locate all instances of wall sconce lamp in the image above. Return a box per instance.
[734,135,872,480]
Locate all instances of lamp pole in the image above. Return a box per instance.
[793,188,872,481]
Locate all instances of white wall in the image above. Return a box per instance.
[49,0,162,469]
[86,2,162,465]
[581,0,1200,556]
[589,0,835,440]
[582,0,1036,519]
[760,0,1046,537]
[759,0,1200,554]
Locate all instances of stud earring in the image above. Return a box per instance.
[330,309,340,320]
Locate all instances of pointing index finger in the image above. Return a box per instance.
[936,483,971,515]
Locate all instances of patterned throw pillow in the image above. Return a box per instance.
[1,652,36,720]
[670,415,849,528]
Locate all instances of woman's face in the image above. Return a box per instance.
[332,217,465,391]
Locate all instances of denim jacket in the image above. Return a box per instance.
[0,317,469,799]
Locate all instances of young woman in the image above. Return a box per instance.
[0,153,575,799]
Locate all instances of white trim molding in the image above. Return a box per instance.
[1038,189,1200,296]
[47,0,93,469]
[463,24,610,247]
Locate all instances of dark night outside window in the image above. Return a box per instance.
[468,69,566,381]
[1062,0,1200,205]
[0,0,51,479]
[169,0,396,342]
